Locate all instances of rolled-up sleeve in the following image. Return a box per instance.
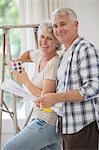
[78,46,99,100]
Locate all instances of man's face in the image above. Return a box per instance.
[52,15,78,47]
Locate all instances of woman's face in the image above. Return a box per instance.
[38,29,59,54]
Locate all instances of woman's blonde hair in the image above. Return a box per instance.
[38,22,61,51]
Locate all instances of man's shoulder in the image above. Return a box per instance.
[78,37,96,48]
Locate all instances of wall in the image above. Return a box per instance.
[63,0,99,49]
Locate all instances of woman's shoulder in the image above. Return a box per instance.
[48,55,60,68]
[50,55,60,63]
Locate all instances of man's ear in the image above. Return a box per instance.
[75,20,79,27]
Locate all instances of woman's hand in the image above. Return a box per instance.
[12,69,29,85]
[36,93,58,108]
[9,59,23,74]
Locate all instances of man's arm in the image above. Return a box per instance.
[36,89,84,108]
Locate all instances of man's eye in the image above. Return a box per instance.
[61,23,66,26]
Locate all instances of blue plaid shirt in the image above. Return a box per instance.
[57,36,99,134]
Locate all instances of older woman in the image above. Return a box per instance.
[3,22,61,150]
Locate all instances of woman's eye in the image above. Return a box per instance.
[53,24,57,28]
[41,35,44,38]
[48,37,52,40]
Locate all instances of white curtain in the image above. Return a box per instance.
[16,0,65,50]
[15,0,65,116]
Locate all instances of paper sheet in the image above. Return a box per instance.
[1,79,63,115]
[1,79,37,102]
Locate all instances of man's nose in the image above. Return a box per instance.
[56,26,63,33]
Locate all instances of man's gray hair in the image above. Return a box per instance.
[51,7,78,22]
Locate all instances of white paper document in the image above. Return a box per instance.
[1,79,37,102]
[1,79,64,115]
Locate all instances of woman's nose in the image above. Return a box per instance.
[42,38,47,44]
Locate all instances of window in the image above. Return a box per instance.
[0,0,21,82]
[0,0,25,119]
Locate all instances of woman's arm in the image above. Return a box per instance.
[13,70,56,97]
[24,78,56,97]
[17,50,31,62]
[36,79,56,108]
[13,70,41,96]
[41,79,56,96]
